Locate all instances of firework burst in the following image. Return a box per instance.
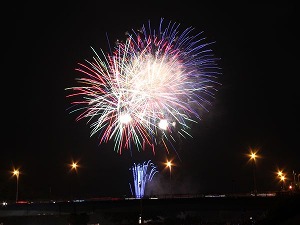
[66,18,221,154]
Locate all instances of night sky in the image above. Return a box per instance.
[2,2,298,200]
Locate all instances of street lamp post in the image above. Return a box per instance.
[166,160,172,195]
[249,151,257,196]
[277,170,286,191]
[69,160,80,214]
[280,175,286,190]
[69,161,79,201]
[13,169,20,203]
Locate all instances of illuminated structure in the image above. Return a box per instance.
[129,160,158,198]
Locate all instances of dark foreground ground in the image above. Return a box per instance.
[0,193,299,225]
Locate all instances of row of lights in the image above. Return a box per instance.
[276,170,299,190]
[11,161,80,203]
[10,152,297,203]
[248,148,299,194]
[10,160,172,203]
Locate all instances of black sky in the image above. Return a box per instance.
[1,2,299,200]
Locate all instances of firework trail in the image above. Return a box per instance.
[66,18,221,154]
[129,160,158,198]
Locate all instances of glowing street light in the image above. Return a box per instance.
[12,169,20,203]
[71,162,79,172]
[277,170,283,178]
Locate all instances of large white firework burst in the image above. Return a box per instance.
[66,18,221,154]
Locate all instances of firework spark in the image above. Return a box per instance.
[66,18,221,154]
